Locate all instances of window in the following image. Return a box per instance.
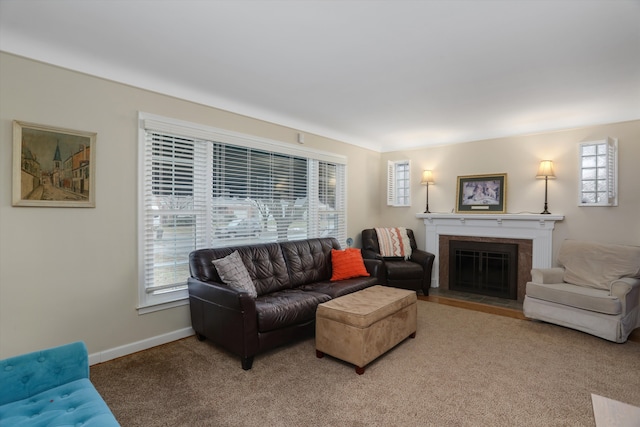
[579,138,618,206]
[387,160,411,207]
[138,113,347,310]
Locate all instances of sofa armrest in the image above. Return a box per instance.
[530,267,565,284]
[409,249,435,268]
[0,341,89,405]
[188,277,255,310]
[364,258,384,283]
[187,278,258,357]
[410,249,436,292]
[610,277,640,314]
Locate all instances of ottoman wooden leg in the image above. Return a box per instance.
[410,331,416,338]
[316,350,325,358]
[355,366,365,375]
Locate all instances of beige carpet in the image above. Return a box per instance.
[91,301,640,426]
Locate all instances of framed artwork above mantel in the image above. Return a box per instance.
[12,120,96,207]
[455,173,507,214]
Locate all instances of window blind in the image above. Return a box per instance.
[138,113,347,309]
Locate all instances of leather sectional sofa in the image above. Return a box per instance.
[188,238,383,370]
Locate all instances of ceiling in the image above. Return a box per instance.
[1,0,639,152]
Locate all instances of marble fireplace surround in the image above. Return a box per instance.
[416,213,564,302]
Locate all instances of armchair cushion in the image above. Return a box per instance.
[559,239,640,290]
[525,282,621,315]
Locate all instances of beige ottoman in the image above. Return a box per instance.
[315,285,417,374]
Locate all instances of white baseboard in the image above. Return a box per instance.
[88,327,194,366]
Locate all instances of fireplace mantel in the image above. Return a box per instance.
[416,213,564,288]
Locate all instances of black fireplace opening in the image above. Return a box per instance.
[449,240,518,300]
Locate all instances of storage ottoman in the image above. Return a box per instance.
[315,285,417,374]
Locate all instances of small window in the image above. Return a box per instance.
[579,138,617,206]
[387,160,411,207]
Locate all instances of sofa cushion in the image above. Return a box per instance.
[330,248,370,281]
[301,276,378,298]
[526,281,621,315]
[254,289,331,332]
[212,251,257,298]
[558,240,640,290]
[384,259,424,281]
[280,238,339,287]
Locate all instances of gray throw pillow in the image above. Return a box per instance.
[212,251,257,298]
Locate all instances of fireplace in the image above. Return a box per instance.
[449,240,518,300]
[440,235,531,301]
[416,213,564,303]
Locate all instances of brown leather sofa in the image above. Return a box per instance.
[188,238,383,370]
[361,228,435,295]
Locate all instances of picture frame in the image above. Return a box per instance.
[455,173,507,213]
[13,121,96,207]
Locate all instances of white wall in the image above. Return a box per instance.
[0,53,381,359]
[379,120,640,258]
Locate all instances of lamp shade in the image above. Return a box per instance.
[421,170,435,185]
[536,160,556,179]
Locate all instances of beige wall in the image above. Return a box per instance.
[380,120,640,257]
[0,53,380,359]
[1,52,638,360]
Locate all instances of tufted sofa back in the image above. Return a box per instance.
[190,243,291,296]
[280,238,341,287]
[189,238,343,296]
[0,341,89,405]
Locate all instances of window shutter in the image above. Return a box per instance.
[387,161,396,206]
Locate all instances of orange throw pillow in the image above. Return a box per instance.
[330,248,370,281]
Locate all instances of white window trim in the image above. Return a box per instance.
[137,112,347,313]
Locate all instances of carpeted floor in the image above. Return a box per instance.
[91,301,640,426]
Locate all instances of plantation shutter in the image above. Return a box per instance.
[387,161,396,206]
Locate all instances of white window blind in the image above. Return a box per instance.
[138,113,347,310]
[387,160,411,207]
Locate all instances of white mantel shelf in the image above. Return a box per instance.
[415,213,564,288]
[416,213,565,224]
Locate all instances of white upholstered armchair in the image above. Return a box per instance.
[524,239,640,343]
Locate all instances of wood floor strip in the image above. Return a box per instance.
[419,295,640,343]
[419,295,526,320]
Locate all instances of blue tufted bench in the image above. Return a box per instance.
[0,341,119,426]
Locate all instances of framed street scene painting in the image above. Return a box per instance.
[13,121,96,207]
[456,173,507,213]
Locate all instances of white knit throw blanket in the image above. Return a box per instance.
[374,227,412,260]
